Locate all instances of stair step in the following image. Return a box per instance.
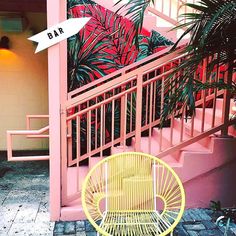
[152,127,210,152]
[89,156,104,169]
[216,98,235,111]
[161,155,182,168]
[185,117,221,137]
[60,205,85,221]
[111,145,135,155]
[67,166,89,196]
[195,108,222,125]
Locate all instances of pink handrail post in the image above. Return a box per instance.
[135,74,143,151]
[221,63,233,136]
[120,85,126,146]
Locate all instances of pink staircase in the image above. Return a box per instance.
[93,0,196,42]
[58,43,236,219]
[6,0,236,221]
[60,96,236,220]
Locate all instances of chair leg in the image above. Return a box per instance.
[170,231,173,236]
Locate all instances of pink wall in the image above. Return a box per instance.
[184,160,236,208]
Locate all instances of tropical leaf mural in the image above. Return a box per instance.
[138,30,173,60]
[67,0,172,91]
[67,0,174,157]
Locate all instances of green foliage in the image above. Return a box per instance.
[210,200,236,224]
[114,0,154,46]
[137,30,173,60]
[210,200,222,212]
[161,0,236,122]
[68,32,117,91]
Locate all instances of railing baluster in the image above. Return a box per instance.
[169,0,172,18]
[180,105,185,142]
[76,115,80,192]
[103,94,106,146]
[221,62,233,136]
[95,97,98,150]
[191,71,198,137]
[201,58,207,132]
[149,83,153,154]
[123,93,128,152]
[170,63,175,146]
[212,60,219,128]
[87,101,89,154]
[184,0,187,23]
[88,110,91,158]
[100,105,103,157]
[145,74,150,126]
[130,90,133,132]
[161,0,164,14]
[177,0,180,21]
[68,120,73,165]
[153,81,157,122]
[135,74,143,152]
[120,83,125,146]
[159,69,165,152]
[111,99,115,148]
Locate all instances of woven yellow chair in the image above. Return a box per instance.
[82,152,185,236]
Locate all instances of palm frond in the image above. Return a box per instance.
[162,0,236,123]
[114,0,154,46]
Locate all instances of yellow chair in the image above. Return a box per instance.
[82,152,185,236]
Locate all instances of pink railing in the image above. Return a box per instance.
[93,0,197,27]
[7,115,49,161]
[63,48,235,169]
[68,46,172,99]
[148,0,197,25]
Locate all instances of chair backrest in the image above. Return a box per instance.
[107,153,154,211]
[82,152,185,225]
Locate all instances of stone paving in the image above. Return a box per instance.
[54,208,236,235]
[0,152,54,236]
[1,152,236,236]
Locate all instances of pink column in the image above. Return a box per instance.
[47,0,67,221]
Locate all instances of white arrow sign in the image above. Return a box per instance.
[28,18,91,53]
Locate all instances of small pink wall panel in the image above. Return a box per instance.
[184,160,236,208]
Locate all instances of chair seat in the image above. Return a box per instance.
[82,152,185,236]
[100,211,173,235]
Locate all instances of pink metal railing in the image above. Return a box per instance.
[148,0,196,26]
[93,0,196,28]
[62,46,236,204]
[68,46,172,99]
[64,48,235,168]
[7,115,49,161]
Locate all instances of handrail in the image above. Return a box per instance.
[147,6,178,26]
[7,115,49,162]
[148,0,197,24]
[68,46,173,99]
[64,47,235,170]
[66,46,186,108]
[26,115,49,130]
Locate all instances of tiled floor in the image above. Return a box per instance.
[0,153,54,236]
[1,152,235,236]
[54,208,236,235]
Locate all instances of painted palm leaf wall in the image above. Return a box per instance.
[67,0,173,158]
